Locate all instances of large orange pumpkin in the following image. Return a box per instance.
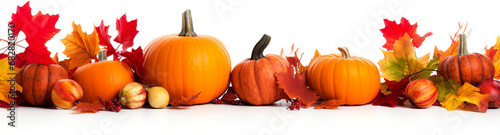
[16,64,68,106]
[73,50,134,102]
[307,47,380,105]
[439,34,494,85]
[142,9,231,104]
[231,34,288,105]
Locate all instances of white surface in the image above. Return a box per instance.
[2,0,500,134]
[5,100,500,135]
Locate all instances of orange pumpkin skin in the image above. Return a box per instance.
[73,61,134,102]
[16,64,68,106]
[231,35,287,105]
[142,10,231,104]
[307,47,380,105]
[438,34,494,86]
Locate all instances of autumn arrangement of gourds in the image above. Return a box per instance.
[3,2,500,113]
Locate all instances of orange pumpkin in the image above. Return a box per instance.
[16,64,68,106]
[307,47,380,105]
[231,34,288,105]
[439,34,494,86]
[142,9,231,104]
[73,50,134,102]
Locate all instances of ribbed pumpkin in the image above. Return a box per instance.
[16,64,68,106]
[439,34,494,86]
[142,9,231,104]
[307,47,380,105]
[231,34,288,105]
[73,50,134,102]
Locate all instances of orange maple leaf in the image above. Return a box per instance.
[434,22,470,61]
[314,99,344,109]
[74,101,105,113]
[60,21,100,70]
[170,92,201,107]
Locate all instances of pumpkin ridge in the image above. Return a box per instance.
[320,58,334,100]
[45,65,52,105]
[457,56,463,85]
[472,53,485,83]
[32,64,40,105]
[199,36,215,101]
[254,60,264,104]
[205,36,227,101]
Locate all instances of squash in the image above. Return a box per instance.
[231,34,288,105]
[16,64,68,106]
[142,9,231,104]
[73,50,134,102]
[438,34,494,85]
[307,47,380,105]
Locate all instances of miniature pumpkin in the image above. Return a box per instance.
[438,34,494,85]
[142,9,231,104]
[73,50,134,102]
[231,34,288,105]
[17,64,68,106]
[307,47,380,105]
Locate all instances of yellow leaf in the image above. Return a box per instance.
[313,49,321,60]
[378,34,430,81]
[442,82,493,112]
[52,52,59,64]
[0,58,22,104]
[491,36,500,79]
[60,21,100,70]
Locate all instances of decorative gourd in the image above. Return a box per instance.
[231,34,288,105]
[438,34,494,85]
[73,50,134,102]
[16,64,68,106]
[307,47,380,105]
[142,9,231,104]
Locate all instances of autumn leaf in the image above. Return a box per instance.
[0,58,23,108]
[95,20,116,58]
[10,1,61,46]
[120,47,144,82]
[276,46,319,107]
[434,22,470,61]
[170,92,201,107]
[74,101,105,113]
[15,44,55,68]
[314,99,344,109]
[114,14,139,50]
[371,78,409,107]
[378,34,430,82]
[431,77,460,103]
[60,22,100,69]
[221,87,237,101]
[441,82,494,112]
[416,56,439,79]
[379,17,432,50]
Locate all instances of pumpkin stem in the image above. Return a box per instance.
[98,49,107,61]
[178,9,197,37]
[338,47,351,59]
[250,34,271,60]
[457,34,469,57]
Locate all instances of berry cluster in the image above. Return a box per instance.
[288,98,302,110]
[213,99,222,104]
[231,100,239,105]
[97,96,122,112]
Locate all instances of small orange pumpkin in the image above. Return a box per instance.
[231,34,288,105]
[17,64,68,106]
[438,34,494,85]
[307,47,380,105]
[142,10,231,104]
[73,50,134,102]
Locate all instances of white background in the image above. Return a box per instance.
[3,0,500,135]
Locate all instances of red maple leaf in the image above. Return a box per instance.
[95,20,116,58]
[380,17,432,50]
[74,101,105,113]
[275,46,319,107]
[0,54,7,59]
[120,47,144,83]
[221,87,237,101]
[11,2,60,46]
[10,1,59,68]
[371,78,409,107]
[15,44,55,68]
[485,45,496,60]
[114,14,139,50]
[170,92,201,107]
